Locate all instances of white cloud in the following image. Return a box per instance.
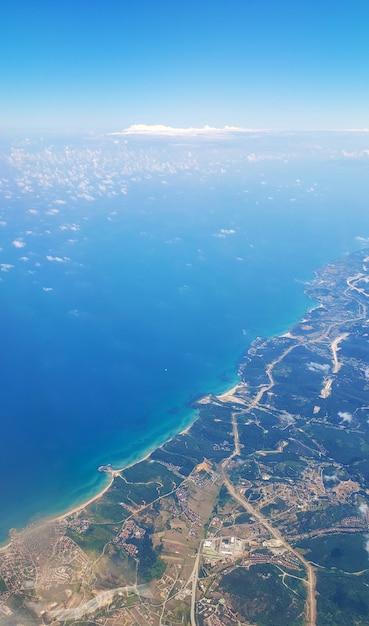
[46,255,70,263]
[342,149,369,158]
[0,263,14,272]
[165,237,182,244]
[324,474,339,483]
[307,362,330,373]
[359,503,369,517]
[12,239,26,248]
[60,223,80,232]
[213,228,236,238]
[338,411,353,424]
[42,287,53,291]
[77,192,95,201]
[109,124,266,137]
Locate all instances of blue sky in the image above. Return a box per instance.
[1,0,369,132]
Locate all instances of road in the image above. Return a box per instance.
[221,462,317,626]
[331,333,349,373]
[249,344,299,409]
[189,550,201,626]
[219,336,320,625]
[178,270,366,626]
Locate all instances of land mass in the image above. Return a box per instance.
[2,250,369,625]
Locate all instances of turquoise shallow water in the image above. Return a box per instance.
[0,136,368,544]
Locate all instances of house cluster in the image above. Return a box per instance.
[113,520,146,557]
[176,487,200,522]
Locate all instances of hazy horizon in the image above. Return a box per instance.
[2,0,369,133]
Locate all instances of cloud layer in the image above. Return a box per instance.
[110,124,265,137]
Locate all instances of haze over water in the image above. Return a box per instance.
[1,130,369,543]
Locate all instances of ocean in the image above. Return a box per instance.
[0,131,368,543]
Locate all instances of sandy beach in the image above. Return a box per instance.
[52,471,118,523]
[215,383,248,405]
[0,381,242,547]
[0,459,149,549]
[0,377,243,558]
[49,445,163,526]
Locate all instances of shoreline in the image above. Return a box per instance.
[0,286,314,550]
[0,452,155,551]
[0,251,340,551]
[0,376,244,550]
[0,409,203,548]
[0,267,316,549]
[0,288,315,550]
[43,449,156,525]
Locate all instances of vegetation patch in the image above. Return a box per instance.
[219,564,305,626]
[298,533,369,572]
[317,570,369,625]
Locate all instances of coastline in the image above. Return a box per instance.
[0,378,243,550]
[0,277,316,549]
[0,272,319,550]
[3,250,369,625]
[1,250,357,549]
[0,456,152,550]
[0,241,321,550]
[49,450,156,525]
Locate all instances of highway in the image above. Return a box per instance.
[221,461,317,625]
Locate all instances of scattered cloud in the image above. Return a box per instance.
[60,223,80,232]
[213,228,236,238]
[0,263,14,272]
[365,536,369,558]
[359,503,369,517]
[342,149,369,158]
[165,237,182,244]
[45,208,60,215]
[46,255,70,263]
[324,474,339,483]
[338,410,353,424]
[12,239,26,248]
[77,192,95,201]
[307,362,330,373]
[42,287,53,291]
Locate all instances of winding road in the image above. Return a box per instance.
[221,459,317,625]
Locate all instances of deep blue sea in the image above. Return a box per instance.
[0,132,368,543]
